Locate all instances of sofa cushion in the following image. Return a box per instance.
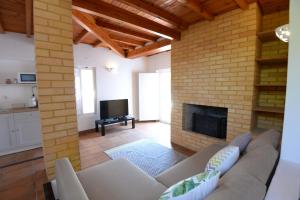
[77,158,166,200]
[156,143,226,187]
[205,145,239,175]
[204,171,266,200]
[229,132,252,153]
[159,170,220,200]
[230,144,278,184]
[246,129,281,152]
[55,158,89,200]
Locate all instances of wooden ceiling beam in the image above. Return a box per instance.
[96,19,157,42]
[25,0,33,37]
[127,39,171,59]
[74,29,89,44]
[72,0,181,40]
[72,10,125,57]
[184,0,214,21]
[92,40,102,48]
[116,42,135,50]
[109,34,145,47]
[118,0,189,30]
[0,18,4,33]
[233,0,249,10]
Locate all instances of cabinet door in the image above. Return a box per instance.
[0,114,14,151]
[14,112,42,147]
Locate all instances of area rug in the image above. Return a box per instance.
[104,139,186,177]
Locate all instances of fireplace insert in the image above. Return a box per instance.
[183,103,228,139]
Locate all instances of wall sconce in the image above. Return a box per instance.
[105,63,118,72]
[275,24,290,43]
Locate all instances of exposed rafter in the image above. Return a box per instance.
[92,40,102,48]
[183,0,214,21]
[25,0,33,37]
[116,42,135,50]
[110,34,145,47]
[127,39,171,59]
[233,0,249,10]
[72,0,181,40]
[74,29,89,44]
[96,19,157,42]
[0,19,4,33]
[72,10,125,57]
[118,0,188,30]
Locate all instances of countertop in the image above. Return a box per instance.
[0,107,39,114]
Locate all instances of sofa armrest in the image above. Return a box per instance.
[56,158,89,200]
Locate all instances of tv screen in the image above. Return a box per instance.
[100,99,129,119]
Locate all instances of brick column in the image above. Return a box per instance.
[33,0,80,179]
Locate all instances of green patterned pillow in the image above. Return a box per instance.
[159,170,220,200]
[205,145,239,175]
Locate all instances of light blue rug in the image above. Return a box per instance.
[104,139,186,177]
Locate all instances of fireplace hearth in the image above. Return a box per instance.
[183,104,228,139]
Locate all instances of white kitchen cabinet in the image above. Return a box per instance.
[14,111,41,147]
[0,111,41,155]
[0,114,14,152]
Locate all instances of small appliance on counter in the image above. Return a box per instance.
[28,94,38,108]
[28,85,38,108]
[18,73,36,84]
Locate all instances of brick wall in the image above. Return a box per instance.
[171,4,259,151]
[33,0,81,179]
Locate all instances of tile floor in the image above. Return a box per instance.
[0,122,194,199]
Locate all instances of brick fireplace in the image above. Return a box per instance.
[171,3,260,151]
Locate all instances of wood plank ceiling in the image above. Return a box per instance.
[0,0,289,58]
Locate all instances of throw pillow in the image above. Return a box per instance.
[159,170,220,200]
[205,145,239,175]
[230,132,252,153]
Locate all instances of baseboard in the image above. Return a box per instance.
[79,129,96,134]
[135,120,160,123]
[171,142,196,156]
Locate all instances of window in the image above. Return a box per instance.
[75,68,96,114]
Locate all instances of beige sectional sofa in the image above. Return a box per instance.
[54,130,280,200]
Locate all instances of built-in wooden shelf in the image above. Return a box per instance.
[255,84,286,90]
[257,30,278,42]
[256,57,288,64]
[253,106,284,114]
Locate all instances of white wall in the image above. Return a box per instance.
[281,0,300,164]
[0,33,35,109]
[145,51,171,72]
[73,44,147,131]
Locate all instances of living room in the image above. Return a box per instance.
[0,0,299,200]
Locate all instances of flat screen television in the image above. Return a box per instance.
[100,99,129,120]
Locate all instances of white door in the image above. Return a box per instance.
[0,114,14,151]
[14,112,41,147]
[158,70,171,124]
[139,73,159,121]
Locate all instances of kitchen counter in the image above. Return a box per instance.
[0,107,39,114]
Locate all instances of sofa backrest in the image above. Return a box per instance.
[246,129,281,152]
[232,144,279,184]
[56,158,90,200]
[155,143,227,187]
[205,129,281,200]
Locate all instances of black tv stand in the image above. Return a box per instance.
[95,116,135,136]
